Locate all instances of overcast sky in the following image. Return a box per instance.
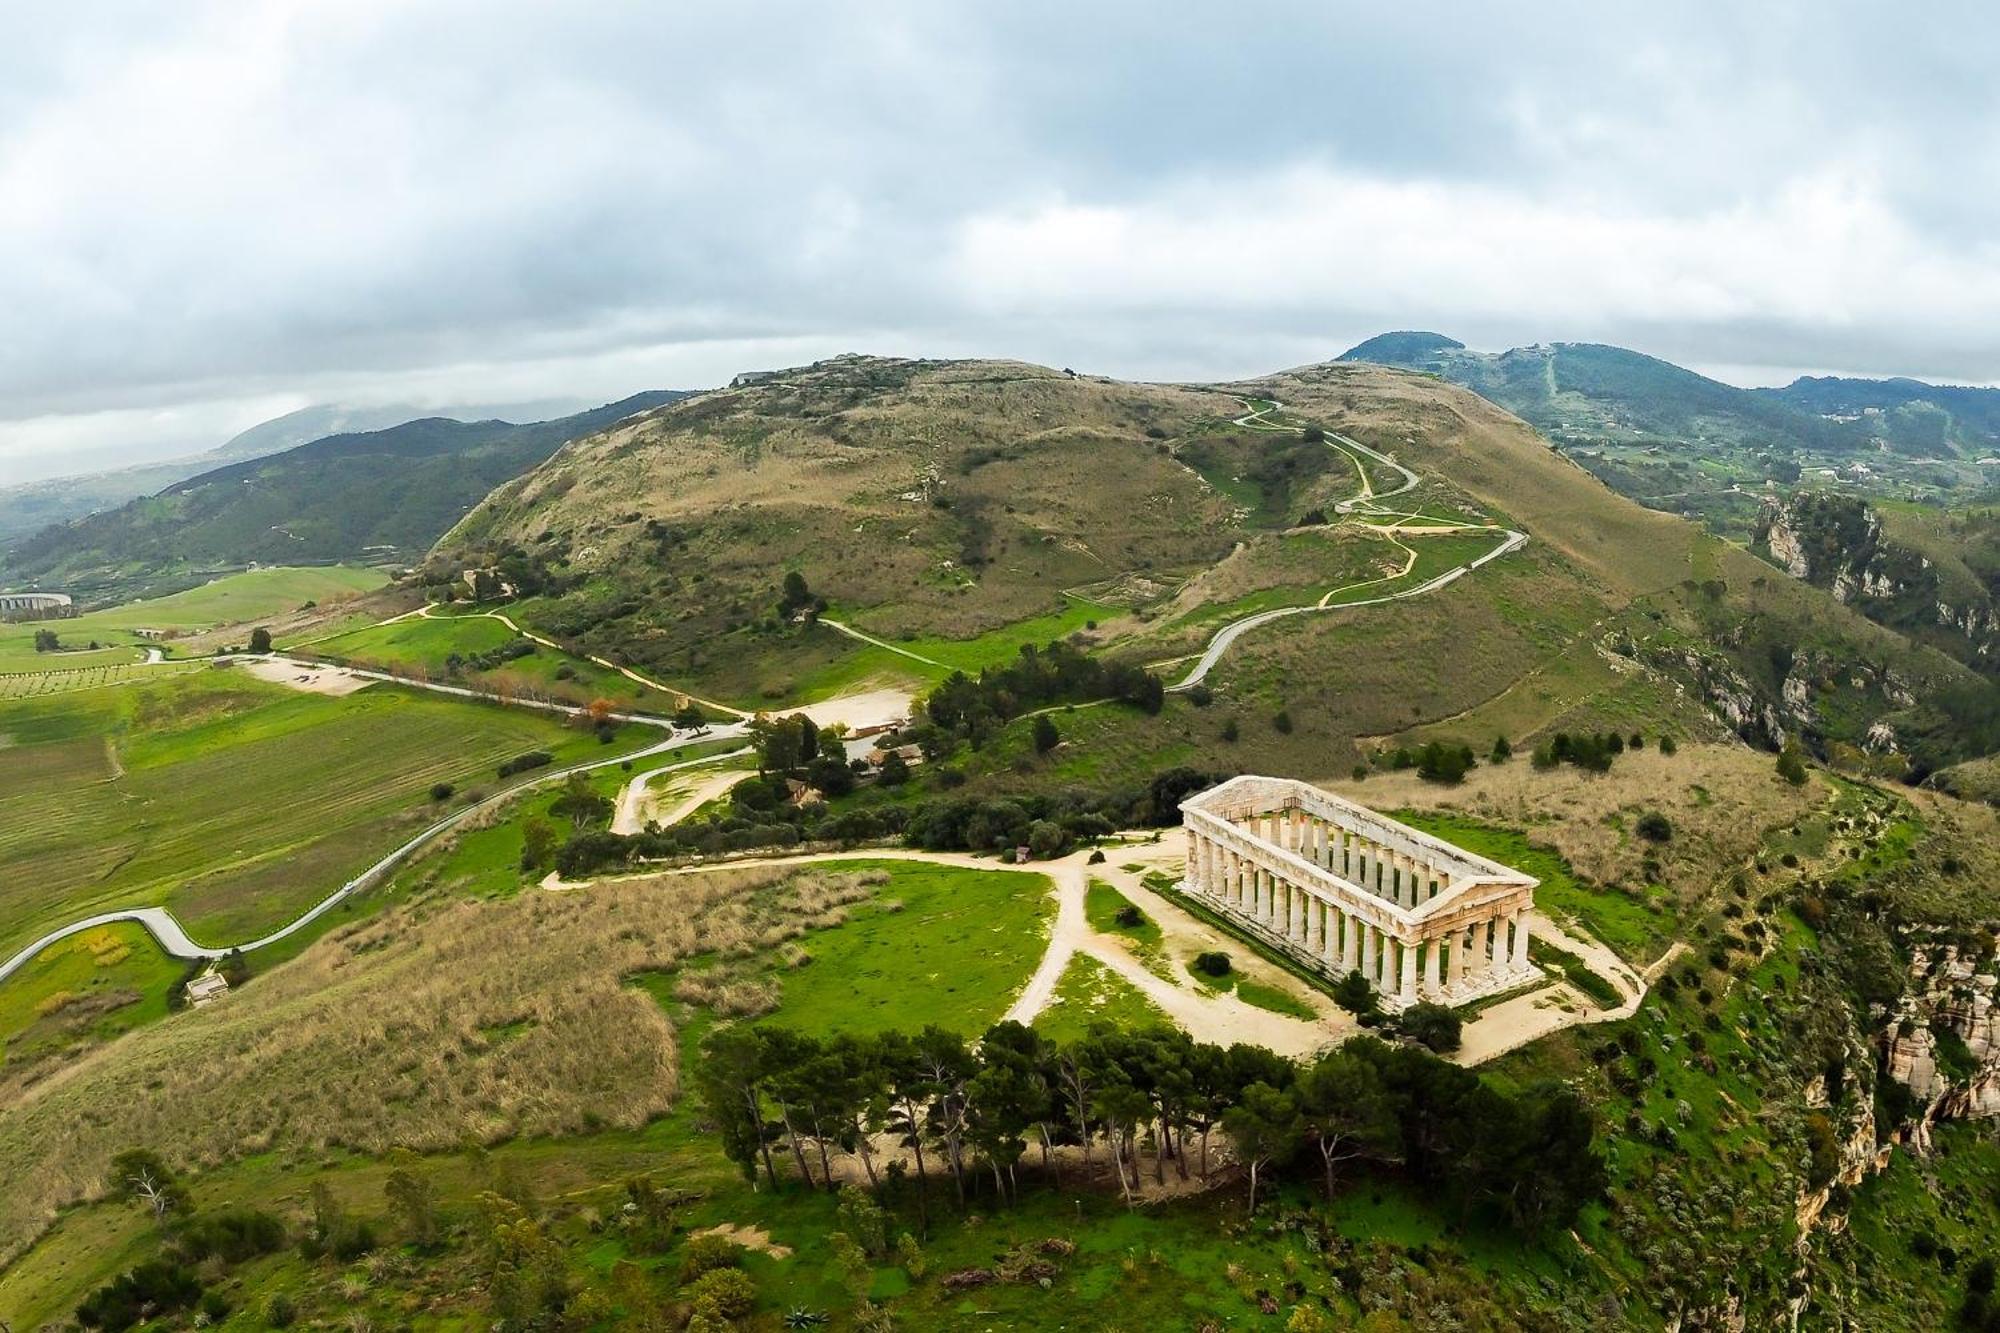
[3,2,1998,484]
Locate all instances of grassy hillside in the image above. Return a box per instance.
[2,393,685,604]
[0,670,653,971]
[1338,333,1998,535]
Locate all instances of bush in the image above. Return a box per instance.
[1777,744,1809,786]
[1187,683,1214,707]
[1272,709,1293,734]
[1221,720,1240,743]
[1658,735,1678,755]
[1398,1002,1463,1053]
[265,1293,298,1328]
[679,1232,744,1284]
[1635,811,1673,843]
[497,750,554,779]
[247,627,273,654]
[1332,970,1378,1016]
[76,1261,203,1331]
[172,1206,287,1264]
[429,782,455,802]
[687,1267,758,1319]
[1114,904,1145,928]
[1193,951,1232,978]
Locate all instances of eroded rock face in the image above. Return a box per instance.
[1883,941,2000,1120]
[1756,492,1999,665]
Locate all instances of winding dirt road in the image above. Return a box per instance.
[1167,400,1526,691]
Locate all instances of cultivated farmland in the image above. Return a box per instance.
[0,669,653,962]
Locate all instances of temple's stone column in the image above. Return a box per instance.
[1361,923,1378,984]
[1378,935,1397,994]
[1451,925,1470,990]
[1473,919,1494,976]
[1341,913,1359,971]
[1423,935,1444,997]
[1399,937,1419,1006]
[1511,909,1531,969]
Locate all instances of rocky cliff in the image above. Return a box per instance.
[1756,492,1999,669]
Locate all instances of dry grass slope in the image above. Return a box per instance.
[0,865,873,1265]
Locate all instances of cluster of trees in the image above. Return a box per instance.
[1374,740,1480,785]
[1532,730,1648,773]
[33,628,61,652]
[697,1021,1604,1232]
[922,641,1164,749]
[444,638,537,675]
[742,711,857,799]
[552,768,1215,878]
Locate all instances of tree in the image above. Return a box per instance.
[1222,1082,1301,1213]
[1297,1048,1397,1196]
[385,1153,441,1249]
[1635,811,1673,842]
[1777,743,1810,786]
[550,773,612,830]
[1032,714,1060,755]
[247,626,273,654]
[1658,734,1678,755]
[1489,735,1512,763]
[109,1149,188,1222]
[696,1028,780,1189]
[520,818,557,872]
[33,629,60,653]
[877,750,910,786]
[1272,709,1294,734]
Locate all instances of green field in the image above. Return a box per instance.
[0,669,654,962]
[757,860,1055,1037]
[1031,953,1168,1043]
[0,923,180,1079]
[0,566,391,674]
[840,596,1113,676]
[311,612,687,710]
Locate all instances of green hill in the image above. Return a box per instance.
[2,392,686,604]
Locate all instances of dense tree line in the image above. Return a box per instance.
[553,768,1214,877]
[696,1021,1605,1233]
[922,641,1164,749]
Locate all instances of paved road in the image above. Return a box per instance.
[1167,400,1526,691]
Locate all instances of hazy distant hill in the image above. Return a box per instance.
[3,392,684,600]
[1759,375,2000,455]
[0,399,591,544]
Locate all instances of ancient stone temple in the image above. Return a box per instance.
[1179,775,1539,1010]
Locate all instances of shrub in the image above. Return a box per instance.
[1272,709,1294,734]
[76,1261,203,1332]
[172,1206,287,1264]
[688,1267,757,1319]
[497,750,554,779]
[1777,744,1809,786]
[1114,904,1145,928]
[265,1293,298,1328]
[429,782,454,802]
[1193,951,1232,978]
[1187,683,1214,707]
[1635,811,1673,843]
[1332,970,1377,1016]
[1658,735,1678,755]
[1398,1002,1462,1053]
[679,1232,743,1284]
[1221,720,1240,743]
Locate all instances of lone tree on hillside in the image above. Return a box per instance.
[777,570,826,623]
[32,629,59,652]
[1777,743,1810,786]
[248,626,273,654]
[1032,714,1060,755]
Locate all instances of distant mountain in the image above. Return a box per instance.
[0,398,592,545]
[1337,332,1853,454]
[2,391,686,601]
[1758,375,2000,455]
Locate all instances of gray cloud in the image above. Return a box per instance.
[1,1,1997,482]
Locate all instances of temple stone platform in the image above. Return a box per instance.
[1179,775,1540,1010]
